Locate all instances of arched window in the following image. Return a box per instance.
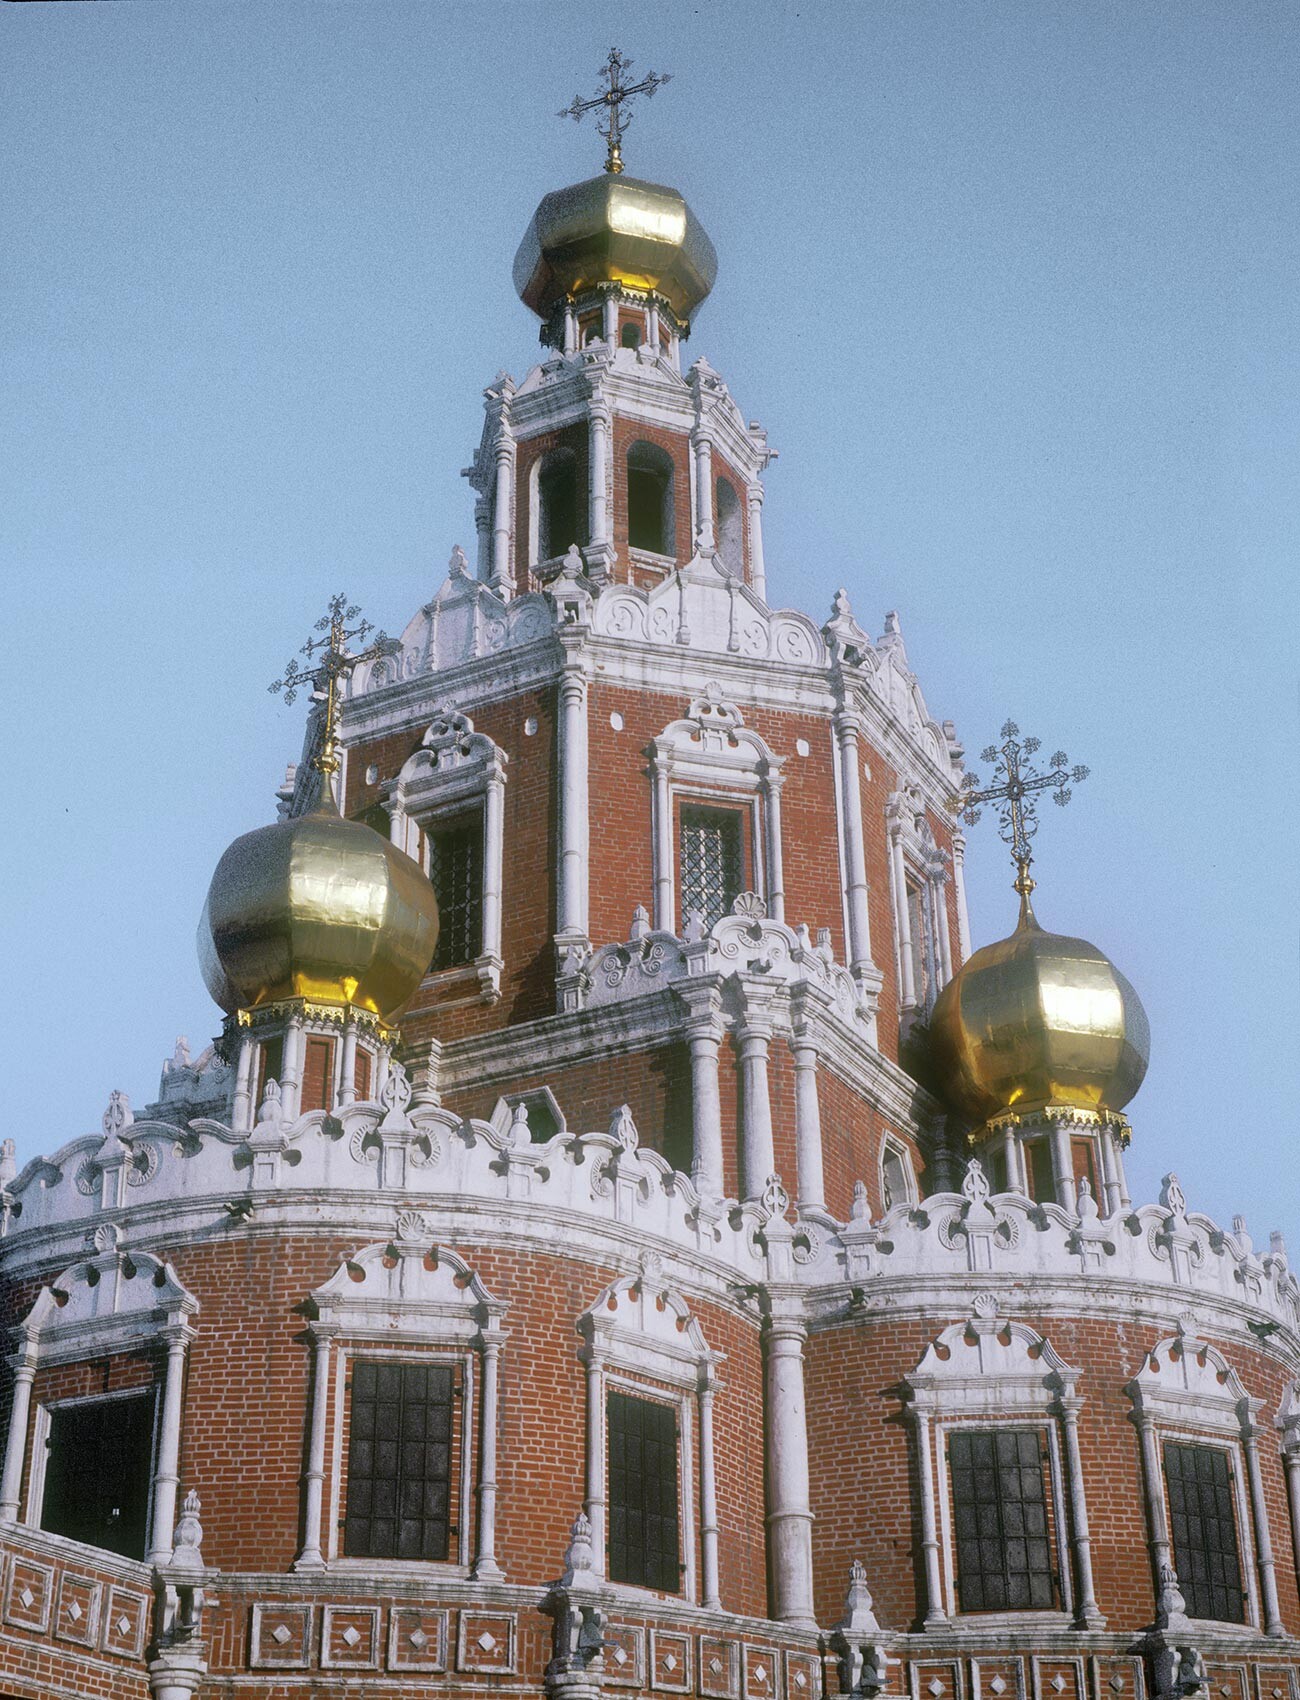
[538,448,580,563]
[715,476,742,576]
[620,321,640,349]
[626,441,674,557]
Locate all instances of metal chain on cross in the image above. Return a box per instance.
[559,47,672,176]
[269,594,397,780]
[954,720,1089,910]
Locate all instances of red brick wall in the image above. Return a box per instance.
[611,414,692,572]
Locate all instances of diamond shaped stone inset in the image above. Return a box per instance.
[18,1587,34,1610]
[116,1614,132,1637]
[408,1628,428,1650]
[66,1600,83,1623]
[341,1624,361,1648]
[794,1675,809,1692]
[613,1645,629,1666]
[665,1653,679,1672]
[929,1681,946,1698]
[1110,1681,1126,1695]
[477,1630,498,1652]
[710,1655,724,1674]
[1051,1679,1067,1695]
[271,1623,292,1646]
[754,1666,770,1688]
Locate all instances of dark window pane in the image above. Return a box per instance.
[345,1360,454,1561]
[607,1390,680,1592]
[1163,1442,1245,1623]
[679,805,744,935]
[428,817,484,970]
[42,1394,155,1560]
[948,1427,1056,1614]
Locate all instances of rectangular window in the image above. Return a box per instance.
[1163,1441,1246,1624]
[256,1034,284,1104]
[906,880,931,1007]
[344,1360,454,1561]
[427,816,484,971]
[1027,1139,1056,1204]
[300,1036,335,1114]
[679,804,744,934]
[41,1394,155,1560]
[948,1427,1056,1612]
[354,1046,372,1102]
[607,1389,680,1593]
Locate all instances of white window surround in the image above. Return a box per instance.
[26,1386,160,1554]
[648,686,785,936]
[383,708,506,1005]
[879,1134,917,1213]
[577,1272,723,1609]
[0,1244,197,1569]
[298,1233,508,1582]
[1277,1381,1300,1597]
[903,1300,1102,1631]
[1127,1329,1284,1637]
[885,786,953,1016]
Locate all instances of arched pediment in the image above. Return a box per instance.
[311,1232,505,1343]
[21,1243,197,1364]
[906,1299,1078,1411]
[1127,1329,1252,1425]
[579,1271,718,1388]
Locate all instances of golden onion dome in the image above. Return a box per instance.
[197,796,439,1024]
[513,173,718,324]
[928,898,1150,1128]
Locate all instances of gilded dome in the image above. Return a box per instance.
[928,900,1149,1127]
[513,173,717,323]
[197,797,439,1024]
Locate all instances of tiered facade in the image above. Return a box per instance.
[1,148,1298,1700]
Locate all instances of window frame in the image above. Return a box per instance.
[384,709,507,1005]
[425,806,486,973]
[30,1386,161,1560]
[886,786,954,1017]
[1161,1435,1249,1626]
[676,796,751,936]
[879,1134,917,1214]
[603,1377,689,1596]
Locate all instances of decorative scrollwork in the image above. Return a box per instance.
[75,1160,101,1198]
[126,1142,159,1188]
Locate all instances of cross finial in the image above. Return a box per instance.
[269,594,397,784]
[953,719,1089,920]
[558,47,672,176]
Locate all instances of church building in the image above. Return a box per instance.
[2,53,1298,1700]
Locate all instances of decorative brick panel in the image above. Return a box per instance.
[387,1604,448,1673]
[250,1600,313,1668]
[911,1660,965,1700]
[700,1633,741,1699]
[320,1602,380,1669]
[742,1643,780,1699]
[1256,1668,1300,1700]
[649,1625,690,1691]
[1203,1667,1250,1700]
[53,1571,101,1648]
[4,1556,53,1634]
[101,1584,149,1660]
[603,1622,645,1686]
[785,1649,822,1699]
[456,1608,517,1673]
[973,1659,1027,1700]
[1031,1658,1086,1700]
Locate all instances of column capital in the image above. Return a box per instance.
[674,977,725,1025]
[735,974,783,1032]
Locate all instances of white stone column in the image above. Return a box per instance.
[280,1015,305,1121]
[746,483,767,599]
[0,1333,39,1522]
[1241,1410,1285,1635]
[1103,1125,1132,1209]
[763,770,786,924]
[652,755,674,932]
[736,996,776,1202]
[583,1341,607,1577]
[834,708,875,979]
[295,1326,336,1570]
[698,1366,721,1608]
[373,1043,390,1102]
[474,496,491,579]
[482,761,506,966]
[912,1403,948,1626]
[473,1322,504,1579]
[147,1325,192,1563]
[557,660,590,944]
[563,303,578,354]
[231,1030,256,1134]
[679,987,725,1198]
[764,1313,816,1628]
[1283,1445,1300,1598]
[951,830,973,962]
[601,292,619,345]
[337,1017,358,1108]
[1002,1123,1027,1195]
[692,431,715,552]
[1134,1406,1173,1583]
[890,834,917,1011]
[646,302,660,354]
[1097,1126,1124,1215]
[588,403,612,569]
[1058,1393,1104,1627]
[1048,1118,1077,1212]
[931,876,953,988]
[789,1029,826,1213]
[491,421,515,598]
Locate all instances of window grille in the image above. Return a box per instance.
[1163,1441,1246,1623]
[607,1390,680,1592]
[41,1394,154,1560]
[948,1427,1056,1612]
[344,1360,454,1561]
[427,817,483,971]
[679,805,744,934]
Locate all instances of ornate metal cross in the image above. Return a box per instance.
[954,719,1089,902]
[269,593,396,779]
[559,47,672,176]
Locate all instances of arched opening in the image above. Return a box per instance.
[627,440,674,556]
[715,476,743,576]
[538,447,580,563]
[620,321,641,349]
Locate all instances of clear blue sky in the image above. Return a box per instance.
[2,3,1296,1237]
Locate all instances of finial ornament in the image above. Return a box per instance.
[953,719,1088,915]
[559,47,672,176]
[269,593,397,782]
